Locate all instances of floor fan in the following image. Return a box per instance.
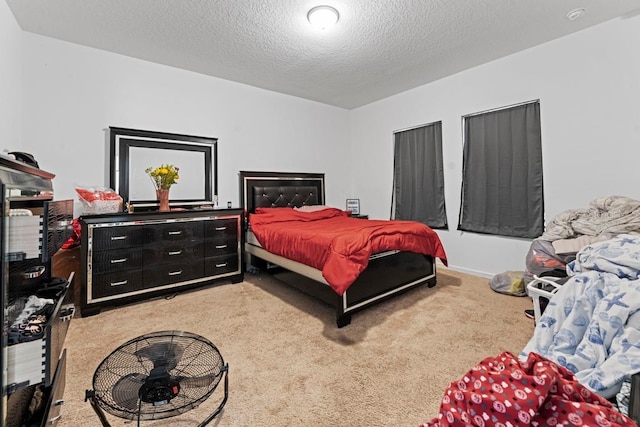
[85,331,228,426]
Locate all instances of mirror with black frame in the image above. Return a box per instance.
[109,127,218,211]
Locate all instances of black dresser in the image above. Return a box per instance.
[79,209,243,316]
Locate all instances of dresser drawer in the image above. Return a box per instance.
[144,242,203,264]
[91,247,144,274]
[145,221,204,243]
[143,260,204,288]
[92,226,145,251]
[7,200,73,262]
[6,278,74,391]
[205,218,238,239]
[205,253,240,277]
[91,269,143,299]
[204,236,238,257]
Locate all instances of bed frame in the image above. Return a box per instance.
[239,171,437,327]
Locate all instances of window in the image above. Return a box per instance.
[392,121,447,229]
[458,100,543,238]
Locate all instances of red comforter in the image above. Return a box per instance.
[249,207,448,295]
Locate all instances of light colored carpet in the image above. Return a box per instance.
[58,267,533,426]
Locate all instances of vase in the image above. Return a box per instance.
[156,189,170,212]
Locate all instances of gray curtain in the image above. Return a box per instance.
[458,101,543,238]
[392,122,447,229]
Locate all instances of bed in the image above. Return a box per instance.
[239,171,447,327]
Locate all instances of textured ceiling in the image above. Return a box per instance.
[7,0,640,109]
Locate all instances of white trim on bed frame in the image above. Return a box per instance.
[345,269,436,313]
[245,241,436,314]
[245,243,328,284]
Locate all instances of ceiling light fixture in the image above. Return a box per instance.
[307,5,340,30]
[566,8,586,21]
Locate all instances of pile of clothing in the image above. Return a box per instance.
[7,295,54,344]
[525,195,640,284]
[521,234,640,399]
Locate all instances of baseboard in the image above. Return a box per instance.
[437,262,493,279]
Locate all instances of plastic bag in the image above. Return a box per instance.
[488,270,527,296]
[75,186,123,214]
[524,239,574,284]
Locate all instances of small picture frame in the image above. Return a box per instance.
[346,198,360,216]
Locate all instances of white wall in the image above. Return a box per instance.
[18,32,350,215]
[5,3,640,277]
[350,15,640,277]
[0,0,22,149]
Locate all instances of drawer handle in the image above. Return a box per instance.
[110,258,128,264]
[168,230,183,235]
[48,414,62,424]
[110,236,127,241]
[215,244,228,249]
[110,280,128,287]
[168,270,183,276]
[215,226,227,231]
[168,250,183,256]
[215,263,228,268]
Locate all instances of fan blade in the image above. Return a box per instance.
[111,373,147,410]
[134,342,184,371]
[175,372,220,388]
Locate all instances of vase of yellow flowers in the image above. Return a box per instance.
[145,164,179,212]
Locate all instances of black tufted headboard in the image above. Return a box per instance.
[253,186,320,209]
[239,171,325,227]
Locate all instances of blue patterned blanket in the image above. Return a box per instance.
[521,234,640,399]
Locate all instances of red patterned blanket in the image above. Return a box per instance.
[421,351,635,427]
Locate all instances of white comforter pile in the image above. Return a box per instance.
[521,234,640,399]
[542,195,640,242]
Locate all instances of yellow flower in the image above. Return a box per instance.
[145,164,180,190]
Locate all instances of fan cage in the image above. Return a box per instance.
[91,331,225,421]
